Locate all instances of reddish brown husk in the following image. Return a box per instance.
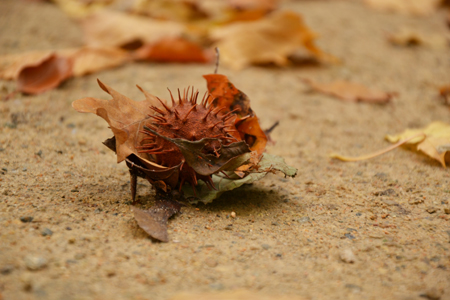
[203,74,267,156]
[138,88,243,192]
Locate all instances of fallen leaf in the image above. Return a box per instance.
[183,153,297,204]
[210,10,330,70]
[17,54,73,94]
[203,74,268,155]
[131,198,182,242]
[386,121,450,167]
[0,48,130,94]
[331,122,450,168]
[227,0,278,11]
[387,28,449,48]
[302,78,394,104]
[71,47,130,76]
[134,37,213,63]
[81,10,186,49]
[131,0,207,22]
[0,51,55,80]
[364,0,441,16]
[51,0,115,18]
[72,79,161,162]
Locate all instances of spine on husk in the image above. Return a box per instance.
[138,88,241,192]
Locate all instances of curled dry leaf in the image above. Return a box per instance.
[16,53,73,94]
[331,122,450,168]
[81,10,186,48]
[302,78,395,104]
[203,74,267,155]
[364,0,441,16]
[72,79,160,163]
[210,10,331,70]
[0,47,129,94]
[134,37,213,63]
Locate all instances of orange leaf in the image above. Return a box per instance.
[203,74,267,155]
[17,54,73,95]
[134,37,213,63]
[302,79,395,104]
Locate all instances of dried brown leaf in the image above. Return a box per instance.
[81,10,186,48]
[17,54,73,94]
[72,79,161,162]
[0,47,130,93]
[0,51,55,80]
[131,199,182,242]
[71,47,130,76]
[302,78,394,104]
[210,10,332,70]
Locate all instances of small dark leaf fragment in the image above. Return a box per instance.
[131,199,182,242]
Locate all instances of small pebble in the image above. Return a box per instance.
[230,211,236,218]
[74,253,86,260]
[205,257,218,268]
[339,248,356,263]
[444,208,450,214]
[24,255,48,271]
[20,216,33,223]
[426,207,437,214]
[66,227,72,231]
[297,217,310,223]
[209,283,224,290]
[261,244,271,250]
[344,233,355,240]
[0,264,15,275]
[41,228,53,236]
[421,287,443,300]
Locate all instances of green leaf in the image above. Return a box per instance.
[183,153,297,204]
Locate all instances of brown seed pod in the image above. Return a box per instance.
[137,87,242,192]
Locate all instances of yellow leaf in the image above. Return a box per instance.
[385,121,450,167]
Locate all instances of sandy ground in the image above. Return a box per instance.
[1,1,450,300]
